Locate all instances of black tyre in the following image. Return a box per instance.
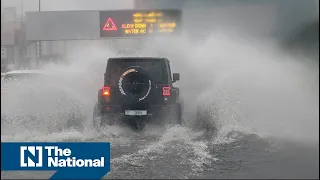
[93,103,115,130]
[167,103,184,126]
[175,103,185,126]
[176,103,183,125]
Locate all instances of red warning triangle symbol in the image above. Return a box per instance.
[103,18,117,31]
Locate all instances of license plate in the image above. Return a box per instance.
[125,110,147,116]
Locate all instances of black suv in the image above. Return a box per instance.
[93,57,183,130]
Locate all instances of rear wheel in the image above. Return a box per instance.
[176,103,186,126]
[176,103,184,125]
[93,103,114,130]
[168,103,184,126]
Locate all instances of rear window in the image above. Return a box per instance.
[107,59,168,83]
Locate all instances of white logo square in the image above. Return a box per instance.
[20,146,43,167]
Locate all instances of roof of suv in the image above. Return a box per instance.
[108,57,169,62]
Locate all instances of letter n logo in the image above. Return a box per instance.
[20,146,43,167]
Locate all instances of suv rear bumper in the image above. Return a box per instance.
[99,104,175,117]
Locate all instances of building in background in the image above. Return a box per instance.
[1,7,18,72]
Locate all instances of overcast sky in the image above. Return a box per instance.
[2,0,134,13]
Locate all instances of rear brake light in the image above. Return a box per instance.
[162,86,171,96]
[102,86,111,96]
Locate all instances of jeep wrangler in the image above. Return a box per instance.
[93,57,183,130]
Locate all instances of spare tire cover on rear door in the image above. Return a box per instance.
[118,66,152,102]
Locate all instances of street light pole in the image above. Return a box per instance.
[20,0,23,22]
[39,0,41,11]
[19,0,24,69]
[37,0,42,66]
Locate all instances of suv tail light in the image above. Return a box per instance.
[102,86,111,96]
[162,86,171,96]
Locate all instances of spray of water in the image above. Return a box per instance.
[141,32,319,144]
[1,31,318,179]
[2,30,318,146]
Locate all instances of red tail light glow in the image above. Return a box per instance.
[162,86,171,96]
[102,86,111,96]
